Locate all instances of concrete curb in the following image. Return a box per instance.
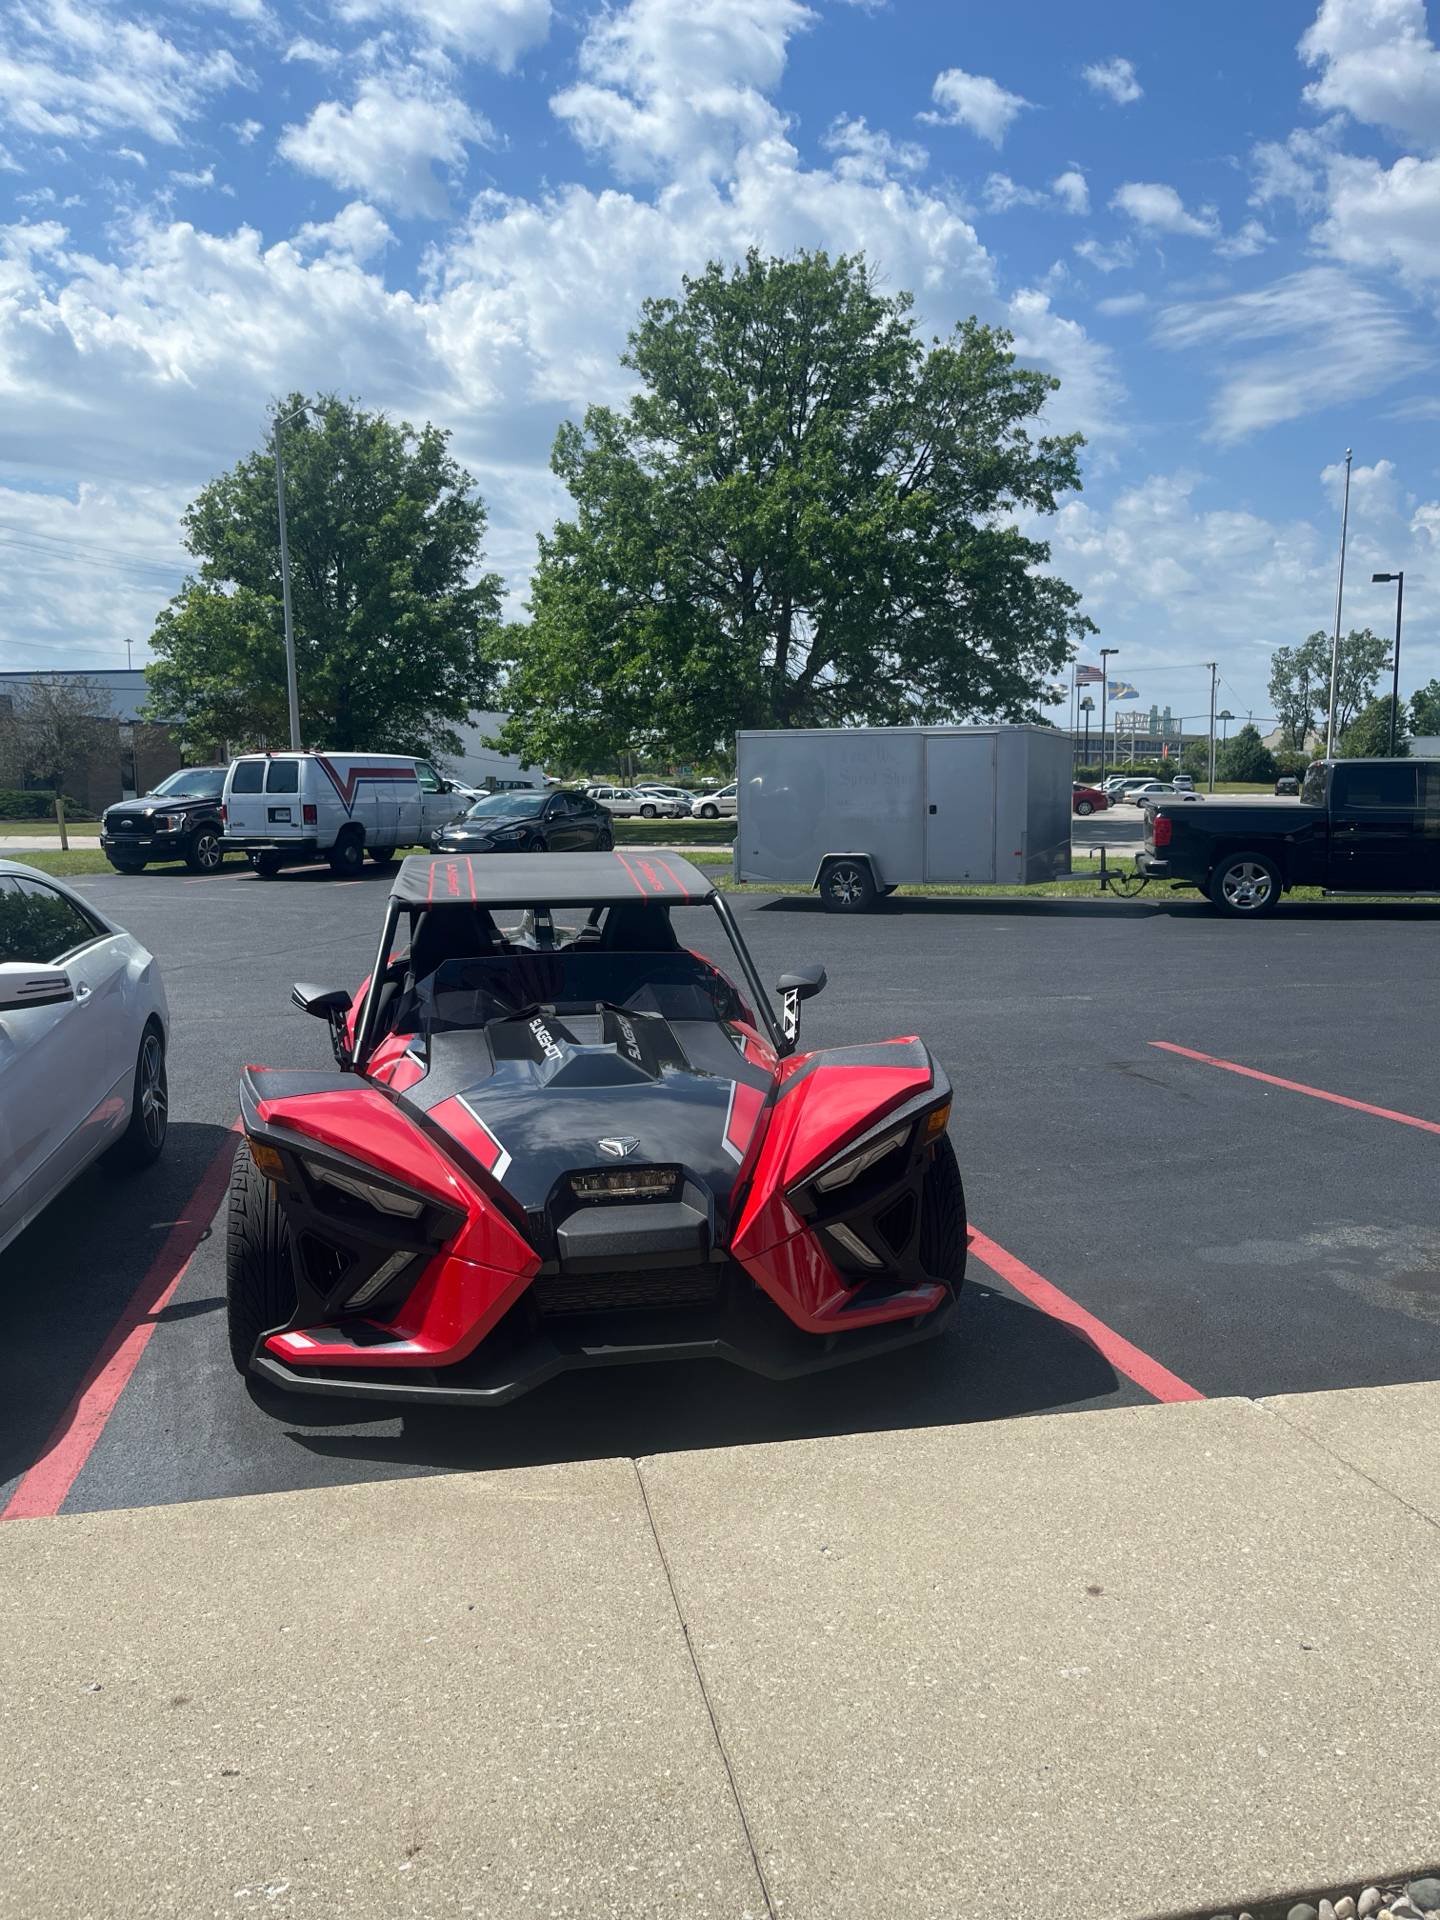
[4,1385,1438,1918]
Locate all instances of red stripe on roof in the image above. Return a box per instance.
[612,851,651,898]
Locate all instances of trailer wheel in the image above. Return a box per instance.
[819,859,877,914]
[1209,852,1282,917]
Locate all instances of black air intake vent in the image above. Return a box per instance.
[533,1265,722,1316]
[874,1193,917,1257]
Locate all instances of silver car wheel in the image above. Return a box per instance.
[1219,860,1274,911]
[139,1029,168,1151]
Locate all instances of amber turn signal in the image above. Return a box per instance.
[923,1101,952,1142]
[248,1138,285,1180]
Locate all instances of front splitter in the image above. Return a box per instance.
[250,1286,959,1407]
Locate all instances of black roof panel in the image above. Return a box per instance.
[391,850,719,907]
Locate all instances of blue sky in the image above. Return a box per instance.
[5,0,1440,734]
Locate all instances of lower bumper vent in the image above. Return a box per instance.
[534,1265,722,1317]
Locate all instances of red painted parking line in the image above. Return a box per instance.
[967,1226,1203,1404]
[2,1123,243,1522]
[1151,1041,1440,1137]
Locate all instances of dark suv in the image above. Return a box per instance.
[101,767,229,874]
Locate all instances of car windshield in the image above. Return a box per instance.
[467,792,548,818]
[152,768,223,798]
[416,951,748,1032]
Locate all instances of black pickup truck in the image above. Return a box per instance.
[1137,758,1440,915]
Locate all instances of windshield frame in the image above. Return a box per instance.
[151,767,224,798]
[465,792,549,819]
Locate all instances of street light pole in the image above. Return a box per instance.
[273,402,311,752]
[1326,448,1353,758]
[1372,570,1405,755]
[1206,662,1218,792]
[1099,647,1118,781]
[1080,696,1093,770]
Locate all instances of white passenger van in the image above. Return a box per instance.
[221,752,469,878]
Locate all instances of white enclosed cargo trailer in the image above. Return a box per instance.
[733,724,1072,912]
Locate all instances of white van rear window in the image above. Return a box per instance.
[266,760,300,792]
[232,762,263,793]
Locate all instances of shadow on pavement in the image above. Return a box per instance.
[0,1121,236,1500]
[261,1284,1142,1475]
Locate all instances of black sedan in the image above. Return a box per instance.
[101,766,229,874]
[430,788,614,855]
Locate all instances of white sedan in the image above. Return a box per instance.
[0,861,169,1254]
[587,784,688,819]
[1122,782,1204,805]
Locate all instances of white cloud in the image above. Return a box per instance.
[1052,169,1089,214]
[552,0,811,182]
[982,172,1045,213]
[1249,130,1327,211]
[114,145,145,166]
[1095,291,1146,315]
[294,200,396,261]
[335,0,553,69]
[284,38,342,66]
[1300,0,1440,149]
[279,76,492,217]
[1311,146,1440,283]
[1082,57,1142,105]
[1110,181,1220,238]
[921,68,1031,147]
[1074,235,1136,272]
[229,118,263,145]
[1213,217,1274,258]
[822,115,927,183]
[1153,266,1429,440]
[0,0,246,145]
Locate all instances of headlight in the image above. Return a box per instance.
[813,1122,911,1193]
[489,827,527,843]
[301,1156,425,1216]
[571,1167,677,1200]
[151,812,182,831]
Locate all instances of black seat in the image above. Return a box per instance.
[598,903,679,952]
[380,906,503,1035]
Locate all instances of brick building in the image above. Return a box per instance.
[0,669,182,813]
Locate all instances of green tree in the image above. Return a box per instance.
[1339,694,1409,757]
[1318,627,1388,745]
[1215,722,1276,783]
[496,251,1094,766]
[1267,632,1328,750]
[1410,678,1440,735]
[145,396,502,757]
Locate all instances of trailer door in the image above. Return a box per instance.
[925,733,995,882]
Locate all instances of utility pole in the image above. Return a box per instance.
[274,401,311,753]
[1099,647,1118,781]
[1206,662,1218,791]
[1326,449,1353,758]
[124,638,132,671]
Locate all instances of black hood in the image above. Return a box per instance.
[399,1006,769,1245]
[438,812,538,838]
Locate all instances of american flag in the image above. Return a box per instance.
[1075,664,1103,684]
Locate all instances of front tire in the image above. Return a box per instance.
[101,1021,168,1170]
[1210,851,1282,917]
[185,825,223,873]
[367,845,396,866]
[819,859,877,914]
[918,1133,966,1297]
[328,832,364,878]
[596,832,614,851]
[226,1145,298,1374]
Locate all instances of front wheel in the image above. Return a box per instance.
[918,1133,966,1297]
[185,825,223,873]
[101,1022,168,1170]
[819,859,877,914]
[367,845,396,866]
[1210,852,1282,917]
[596,832,614,851]
[226,1145,298,1374]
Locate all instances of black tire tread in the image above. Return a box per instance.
[226,1145,298,1373]
[100,1019,167,1171]
[917,1132,966,1295]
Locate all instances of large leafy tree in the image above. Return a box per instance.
[1267,633,1328,750]
[496,251,1093,766]
[1216,722,1276,783]
[1340,695,1409,757]
[145,396,502,757]
[1410,678,1440,735]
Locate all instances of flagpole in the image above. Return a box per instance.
[1325,448,1352,757]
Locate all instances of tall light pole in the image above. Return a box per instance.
[1206,661,1218,791]
[1099,647,1118,780]
[1080,695,1094,771]
[1372,570,1405,755]
[274,401,311,752]
[1326,448,1353,758]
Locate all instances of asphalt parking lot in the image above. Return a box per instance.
[4,860,1439,1519]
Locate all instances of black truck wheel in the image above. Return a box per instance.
[367,844,397,865]
[819,859,877,913]
[918,1133,966,1296]
[226,1144,298,1373]
[185,825,223,873]
[1210,852,1282,917]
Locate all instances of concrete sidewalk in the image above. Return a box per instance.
[3,1387,1438,1920]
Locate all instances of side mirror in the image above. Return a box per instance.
[776,964,826,1050]
[0,963,73,1012]
[292,982,353,1068]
